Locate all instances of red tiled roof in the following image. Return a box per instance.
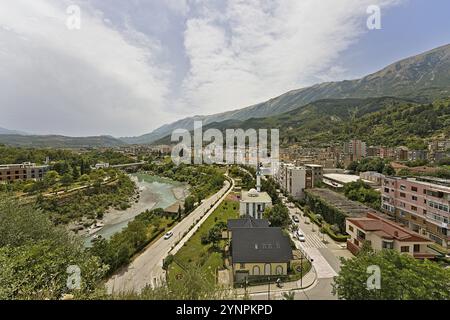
[347,213,432,243]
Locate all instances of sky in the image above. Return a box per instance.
[0,0,449,137]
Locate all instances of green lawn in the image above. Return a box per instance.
[169,199,239,283]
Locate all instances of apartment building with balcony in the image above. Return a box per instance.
[346,212,435,259]
[381,176,450,251]
[0,162,49,182]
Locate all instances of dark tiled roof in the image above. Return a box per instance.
[227,218,269,230]
[231,227,293,263]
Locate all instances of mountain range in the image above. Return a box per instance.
[122,43,450,145]
[1,43,450,148]
[0,127,27,135]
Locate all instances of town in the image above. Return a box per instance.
[1,0,450,306]
[0,134,449,300]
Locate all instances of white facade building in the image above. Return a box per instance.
[239,188,273,219]
[275,163,314,199]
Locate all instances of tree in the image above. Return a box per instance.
[382,164,395,176]
[332,250,450,300]
[184,196,195,214]
[0,197,107,299]
[43,170,60,188]
[61,173,74,186]
[201,223,224,249]
[264,204,290,228]
[346,161,359,172]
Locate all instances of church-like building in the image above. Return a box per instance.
[239,166,272,219]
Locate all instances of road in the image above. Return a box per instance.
[106,176,233,294]
[279,194,353,300]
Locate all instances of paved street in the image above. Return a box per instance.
[106,177,233,294]
[282,195,353,300]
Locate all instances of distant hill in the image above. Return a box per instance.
[123,43,450,145]
[0,127,27,135]
[154,97,450,148]
[0,134,125,148]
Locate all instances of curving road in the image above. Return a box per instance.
[106,176,233,294]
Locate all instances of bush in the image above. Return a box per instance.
[163,254,174,270]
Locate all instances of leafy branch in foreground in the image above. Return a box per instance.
[0,196,107,300]
[332,249,450,300]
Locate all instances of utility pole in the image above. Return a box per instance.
[300,254,304,288]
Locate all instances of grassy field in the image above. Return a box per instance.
[168,198,239,284]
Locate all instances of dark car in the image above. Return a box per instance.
[292,215,299,223]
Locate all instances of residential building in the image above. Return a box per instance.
[380,147,396,159]
[360,171,384,186]
[408,150,428,161]
[346,212,435,259]
[228,219,293,283]
[344,139,367,161]
[395,146,409,161]
[0,162,49,182]
[275,162,319,199]
[305,164,323,184]
[381,176,450,251]
[366,146,381,158]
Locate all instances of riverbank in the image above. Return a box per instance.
[83,173,189,246]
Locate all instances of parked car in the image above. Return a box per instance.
[164,231,174,240]
[292,215,299,223]
[296,231,306,242]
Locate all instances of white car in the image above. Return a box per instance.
[296,231,306,242]
[164,231,174,240]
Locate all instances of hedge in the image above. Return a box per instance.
[304,191,347,232]
[304,208,348,242]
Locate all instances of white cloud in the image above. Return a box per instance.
[0,0,404,136]
[0,0,172,136]
[180,0,402,115]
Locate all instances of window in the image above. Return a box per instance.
[357,230,366,240]
[252,265,260,276]
[400,192,406,198]
[413,244,420,253]
[411,206,417,211]
[400,185,406,191]
[382,241,394,249]
[275,266,284,275]
[412,196,417,201]
[264,264,271,276]
[240,263,245,269]
[411,186,418,192]
[401,246,410,253]
[349,225,354,232]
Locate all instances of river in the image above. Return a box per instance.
[84,173,188,247]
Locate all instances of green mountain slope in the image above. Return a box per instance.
[157,97,450,148]
[0,134,125,148]
[126,43,450,144]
